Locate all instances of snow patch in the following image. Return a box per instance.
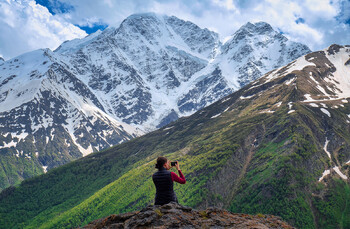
[316,85,329,96]
[240,95,254,100]
[309,72,318,84]
[42,166,48,173]
[285,77,296,85]
[303,94,314,102]
[320,108,331,117]
[319,138,349,181]
[0,132,28,149]
[285,56,316,73]
[323,139,331,158]
[0,140,17,149]
[260,110,275,114]
[323,48,350,100]
[265,56,315,83]
[163,126,174,131]
[333,166,347,180]
[211,113,222,118]
[221,97,231,103]
[318,169,330,182]
[78,144,93,157]
[308,103,319,107]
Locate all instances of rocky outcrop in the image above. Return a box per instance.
[82,202,294,229]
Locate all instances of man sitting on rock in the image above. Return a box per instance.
[152,156,186,205]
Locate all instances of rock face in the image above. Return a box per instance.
[82,202,294,229]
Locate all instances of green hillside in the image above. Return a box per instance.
[1,47,350,228]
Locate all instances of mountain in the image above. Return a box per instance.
[0,49,141,190]
[1,45,349,229]
[54,13,222,129]
[81,202,295,229]
[217,22,310,86]
[0,13,310,190]
[176,21,310,116]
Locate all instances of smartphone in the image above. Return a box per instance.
[171,161,177,166]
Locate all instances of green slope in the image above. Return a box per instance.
[1,46,350,228]
[0,151,43,189]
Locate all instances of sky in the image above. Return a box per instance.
[0,0,349,60]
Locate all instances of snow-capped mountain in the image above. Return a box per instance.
[176,21,311,115]
[0,49,141,186]
[54,14,310,130]
[55,13,221,130]
[0,13,311,188]
[218,22,311,86]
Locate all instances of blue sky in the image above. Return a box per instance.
[0,0,349,60]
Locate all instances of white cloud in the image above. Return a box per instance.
[0,0,349,60]
[212,0,239,12]
[304,0,338,18]
[284,23,324,48]
[0,0,86,60]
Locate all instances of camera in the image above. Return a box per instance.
[171,161,177,166]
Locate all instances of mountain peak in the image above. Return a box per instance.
[224,21,283,46]
[237,21,275,35]
[327,44,347,55]
[219,20,310,87]
[121,12,164,26]
[125,12,163,20]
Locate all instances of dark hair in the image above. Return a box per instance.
[155,156,168,169]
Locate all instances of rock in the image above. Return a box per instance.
[81,202,295,229]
